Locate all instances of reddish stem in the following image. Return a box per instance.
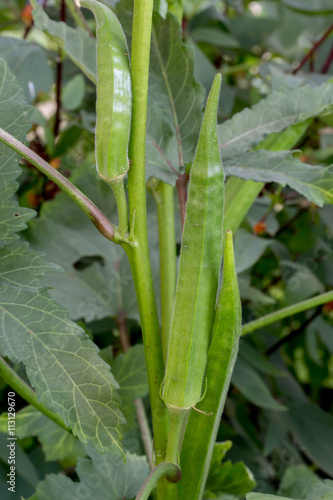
[321,43,333,73]
[54,0,66,138]
[176,173,189,231]
[292,24,333,74]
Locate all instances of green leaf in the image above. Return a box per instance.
[205,442,256,498]
[111,345,149,429]
[31,1,96,83]
[219,83,333,161]
[0,37,53,102]
[191,27,240,49]
[234,229,271,274]
[225,150,333,206]
[247,475,333,500]
[282,0,333,14]
[278,465,322,499]
[0,60,35,247]
[232,358,287,411]
[29,448,149,500]
[25,164,138,322]
[0,406,85,465]
[289,402,333,476]
[263,411,290,457]
[239,343,286,377]
[62,74,85,110]
[145,12,205,180]
[0,245,125,456]
[0,431,39,489]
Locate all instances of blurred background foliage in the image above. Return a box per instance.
[0,0,333,498]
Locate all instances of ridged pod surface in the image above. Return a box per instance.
[177,230,242,499]
[162,74,224,409]
[81,0,131,181]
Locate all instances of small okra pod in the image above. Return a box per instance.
[80,0,132,182]
[162,73,224,411]
[177,230,242,498]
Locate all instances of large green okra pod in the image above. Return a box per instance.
[80,0,131,182]
[176,230,242,499]
[162,74,224,410]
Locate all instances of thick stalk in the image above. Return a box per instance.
[0,128,119,242]
[242,291,333,336]
[126,0,168,467]
[0,355,70,432]
[155,182,177,360]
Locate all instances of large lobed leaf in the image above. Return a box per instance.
[225,150,333,207]
[147,12,205,176]
[0,241,126,456]
[0,59,35,247]
[29,446,149,500]
[0,62,125,456]
[219,82,333,161]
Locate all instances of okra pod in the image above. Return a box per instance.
[80,0,132,182]
[162,74,224,411]
[177,230,242,499]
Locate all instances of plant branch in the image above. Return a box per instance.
[126,0,168,466]
[0,355,70,432]
[242,291,333,336]
[54,0,66,139]
[292,24,333,74]
[0,128,122,241]
[135,462,181,500]
[154,182,177,360]
[134,398,154,470]
[266,308,321,356]
[321,42,333,73]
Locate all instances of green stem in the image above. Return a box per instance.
[0,355,70,432]
[108,179,129,234]
[165,406,190,464]
[155,182,177,361]
[242,291,333,336]
[0,127,118,243]
[135,462,181,500]
[124,246,167,463]
[127,0,168,466]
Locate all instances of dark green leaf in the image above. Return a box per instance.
[232,358,287,411]
[31,1,96,83]
[219,83,333,161]
[29,447,149,500]
[0,38,53,102]
[0,60,34,247]
[0,406,85,465]
[225,150,333,206]
[205,442,256,497]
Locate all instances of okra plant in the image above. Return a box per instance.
[1,0,333,498]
